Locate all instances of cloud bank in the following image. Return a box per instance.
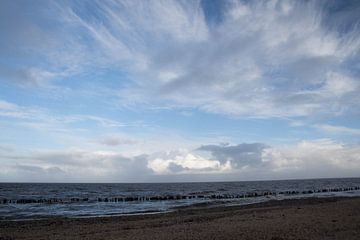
[1,140,359,182]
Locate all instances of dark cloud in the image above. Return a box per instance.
[113,154,154,181]
[14,164,44,173]
[197,143,269,167]
[99,136,137,146]
[167,162,189,173]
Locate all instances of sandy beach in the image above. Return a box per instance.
[1,197,359,240]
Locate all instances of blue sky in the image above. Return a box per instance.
[0,0,359,182]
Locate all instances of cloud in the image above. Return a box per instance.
[167,162,189,173]
[315,124,360,135]
[0,139,359,182]
[0,149,154,182]
[13,164,65,175]
[147,149,231,174]
[0,0,208,87]
[0,99,143,133]
[2,1,359,118]
[262,139,360,178]
[99,136,137,146]
[0,145,13,152]
[1,1,360,182]
[114,0,360,118]
[0,66,56,87]
[0,0,88,87]
[197,143,269,167]
[0,99,40,119]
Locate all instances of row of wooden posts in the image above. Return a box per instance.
[1,186,359,205]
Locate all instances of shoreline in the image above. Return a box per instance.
[1,187,359,221]
[2,192,359,222]
[1,194,359,221]
[1,196,360,239]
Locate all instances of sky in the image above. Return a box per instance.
[0,0,359,182]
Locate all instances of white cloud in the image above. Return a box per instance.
[147,149,231,174]
[315,124,360,135]
[322,72,358,96]
[0,99,42,119]
[0,149,152,182]
[262,139,360,177]
[109,0,359,118]
[0,99,138,130]
[1,1,359,118]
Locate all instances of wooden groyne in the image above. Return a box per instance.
[1,186,359,205]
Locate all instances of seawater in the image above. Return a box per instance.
[1,178,360,220]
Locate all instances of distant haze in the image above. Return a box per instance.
[0,0,359,182]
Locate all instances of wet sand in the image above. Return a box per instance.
[1,197,360,240]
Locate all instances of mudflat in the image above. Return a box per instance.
[1,197,360,240]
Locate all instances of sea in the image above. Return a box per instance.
[1,178,360,220]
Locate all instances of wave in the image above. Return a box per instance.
[1,186,359,205]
